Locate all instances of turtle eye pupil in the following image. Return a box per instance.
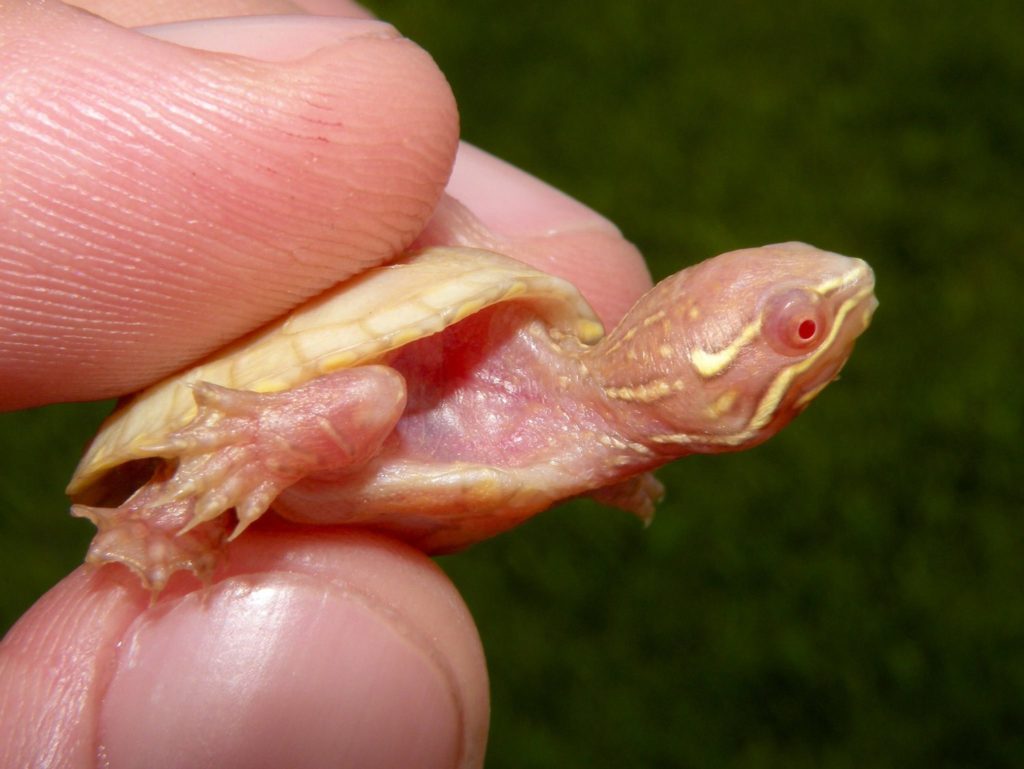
[797,318,817,340]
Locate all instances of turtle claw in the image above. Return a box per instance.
[590,472,665,525]
[229,483,280,541]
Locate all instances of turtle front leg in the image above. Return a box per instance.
[148,366,407,537]
[73,366,406,591]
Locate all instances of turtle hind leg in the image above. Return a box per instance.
[72,366,407,592]
[72,493,229,594]
[143,366,407,538]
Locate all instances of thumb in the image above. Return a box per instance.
[0,4,458,408]
[0,530,489,769]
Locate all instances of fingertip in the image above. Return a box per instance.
[230,528,489,767]
[1,530,489,768]
[1,8,459,406]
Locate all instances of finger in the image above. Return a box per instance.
[435,143,654,327]
[0,6,458,408]
[73,0,649,329]
[106,0,650,328]
[0,530,488,769]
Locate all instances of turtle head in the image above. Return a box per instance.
[593,242,877,455]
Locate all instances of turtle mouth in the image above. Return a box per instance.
[829,261,877,355]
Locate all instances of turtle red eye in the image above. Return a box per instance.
[764,289,827,356]
[798,318,817,340]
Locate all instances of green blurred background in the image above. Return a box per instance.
[3,1,1022,766]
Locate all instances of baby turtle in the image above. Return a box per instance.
[68,242,876,591]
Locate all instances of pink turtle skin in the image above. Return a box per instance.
[75,242,876,591]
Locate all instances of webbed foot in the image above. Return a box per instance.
[73,494,228,594]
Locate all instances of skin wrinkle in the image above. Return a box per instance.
[15,70,167,158]
[3,310,154,341]
[6,32,452,286]
[12,189,364,358]
[7,58,448,342]
[4,252,230,332]
[2,282,131,315]
[8,124,245,296]
[150,60,437,278]
[11,205,199,292]
[0,570,147,768]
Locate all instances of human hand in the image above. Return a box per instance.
[0,2,651,767]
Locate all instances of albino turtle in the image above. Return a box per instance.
[68,242,876,591]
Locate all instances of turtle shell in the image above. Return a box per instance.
[67,246,604,500]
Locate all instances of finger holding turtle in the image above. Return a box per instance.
[1,6,655,768]
[2,2,650,409]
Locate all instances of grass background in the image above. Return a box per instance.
[3,1,1023,766]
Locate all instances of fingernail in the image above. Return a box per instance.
[138,15,398,62]
[100,576,463,768]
